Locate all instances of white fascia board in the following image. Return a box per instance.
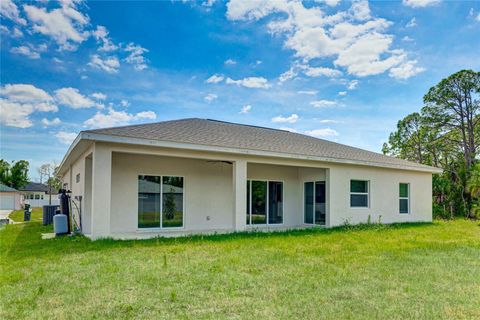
[57,132,84,176]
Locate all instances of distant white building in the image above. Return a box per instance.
[19,182,59,207]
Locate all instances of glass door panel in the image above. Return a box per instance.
[251,181,267,224]
[304,182,314,224]
[315,181,326,225]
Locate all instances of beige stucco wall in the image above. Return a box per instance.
[327,164,432,226]
[61,145,94,233]
[62,141,433,239]
[110,152,234,234]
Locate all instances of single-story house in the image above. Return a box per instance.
[0,183,22,210]
[19,182,60,207]
[57,118,441,240]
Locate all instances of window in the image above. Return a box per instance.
[350,180,369,208]
[399,183,410,214]
[138,175,184,229]
[304,181,326,225]
[35,194,40,200]
[76,173,80,183]
[162,176,184,228]
[246,180,283,225]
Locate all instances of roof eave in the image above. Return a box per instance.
[71,132,442,174]
[57,132,84,176]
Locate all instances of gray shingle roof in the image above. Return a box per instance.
[0,183,18,192]
[18,182,49,192]
[84,118,439,172]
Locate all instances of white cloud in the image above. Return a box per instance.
[297,90,318,95]
[338,91,347,96]
[226,77,271,89]
[389,60,425,80]
[323,0,341,7]
[0,25,8,34]
[23,2,89,50]
[279,127,298,133]
[402,36,414,42]
[204,93,218,102]
[92,25,118,52]
[10,46,41,59]
[0,84,57,128]
[41,117,61,126]
[0,0,27,25]
[318,119,341,124]
[0,84,53,102]
[279,67,297,83]
[224,58,236,65]
[239,104,251,114]
[347,79,359,90]
[304,66,342,77]
[124,42,148,71]
[120,99,130,107]
[206,74,224,84]
[91,92,107,100]
[469,8,480,22]
[12,27,23,38]
[227,0,422,79]
[349,0,371,21]
[54,87,96,109]
[272,114,299,123]
[88,54,120,73]
[406,17,417,27]
[55,131,77,145]
[310,100,338,108]
[203,0,217,8]
[305,128,339,138]
[402,0,441,8]
[84,107,156,129]
[0,99,35,128]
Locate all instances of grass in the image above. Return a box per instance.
[0,220,479,319]
[8,207,43,223]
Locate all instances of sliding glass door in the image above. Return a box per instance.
[246,180,283,225]
[304,181,326,226]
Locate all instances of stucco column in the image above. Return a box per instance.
[90,143,112,238]
[233,160,247,231]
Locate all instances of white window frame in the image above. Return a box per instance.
[137,174,185,231]
[399,182,410,214]
[246,179,284,226]
[350,180,370,209]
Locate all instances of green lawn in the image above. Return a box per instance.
[8,207,43,223]
[0,220,479,319]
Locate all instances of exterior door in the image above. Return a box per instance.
[304,181,326,226]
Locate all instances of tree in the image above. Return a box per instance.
[383,112,429,163]
[422,70,480,170]
[467,163,480,218]
[163,188,176,220]
[383,70,480,219]
[0,160,30,189]
[0,160,10,184]
[38,163,61,205]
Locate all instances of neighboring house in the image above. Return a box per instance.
[0,183,22,210]
[19,182,60,207]
[57,118,441,240]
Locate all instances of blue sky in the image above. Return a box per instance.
[1,0,479,180]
